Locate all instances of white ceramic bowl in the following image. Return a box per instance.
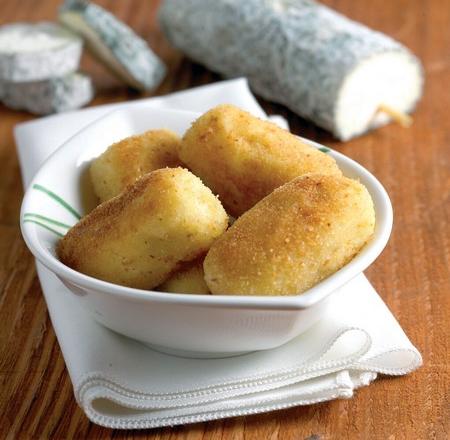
[20,105,392,357]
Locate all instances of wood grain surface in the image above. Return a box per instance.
[0,0,449,438]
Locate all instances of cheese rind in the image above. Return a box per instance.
[0,72,93,115]
[0,22,82,82]
[159,0,423,140]
[59,1,166,91]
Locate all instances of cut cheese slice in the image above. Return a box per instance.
[0,22,82,82]
[0,72,93,115]
[59,1,166,91]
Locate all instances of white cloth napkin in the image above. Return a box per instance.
[15,78,421,429]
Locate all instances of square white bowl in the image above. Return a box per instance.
[20,105,392,357]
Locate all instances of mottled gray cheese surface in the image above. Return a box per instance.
[159,0,423,139]
[0,72,93,115]
[0,22,82,81]
[59,0,166,91]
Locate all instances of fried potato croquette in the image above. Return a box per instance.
[204,174,375,296]
[90,129,181,202]
[157,257,210,294]
[178,104,342,217]
[58,168,228,289]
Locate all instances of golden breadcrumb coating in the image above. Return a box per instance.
[157,257,210,294]
[178,104,341,217]
[90,129,182,202]
[204,174,375,296]
[58,168,228,289]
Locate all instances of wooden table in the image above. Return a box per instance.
[1,1,448,438]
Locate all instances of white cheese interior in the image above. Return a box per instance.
[0,24,75,54]
[59,12,142,90]
[335,51,423,140]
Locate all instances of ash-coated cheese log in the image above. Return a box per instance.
[0,22,82,82]
[160,0,424,140]
[59,0,166,91]
[0,72,93,115]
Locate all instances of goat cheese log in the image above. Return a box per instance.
[159,0,424,140]
[0,22,82,82]
[59,0,166,91]
[0,72,93,115]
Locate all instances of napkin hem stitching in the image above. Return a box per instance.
[77,365,357,409]
[74,326,371,402]
[352,348,422,374]
[82,387,354,429]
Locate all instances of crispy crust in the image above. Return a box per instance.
[204,174,375,296]
[157,256,210,294]
[179,104,342,217]
[58,167,228,289]
[90,129,182,202]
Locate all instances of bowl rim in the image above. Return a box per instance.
[20,105,393,311]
